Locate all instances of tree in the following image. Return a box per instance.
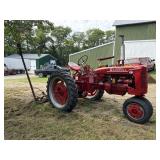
[105,30,115,43]
[72,32,85,49]
[4,20,33,55]
[4,20,115,66]
[51,26,72,46]
[51,26,72,65]
[4,20,54,56]
[32,21,54,54]
[86,28,105,47]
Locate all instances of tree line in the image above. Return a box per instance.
[4,20,115,65]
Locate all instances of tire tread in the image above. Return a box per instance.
[47,70,78,112]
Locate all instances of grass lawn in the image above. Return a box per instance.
[149,70,156,80]
[4,76,156,140]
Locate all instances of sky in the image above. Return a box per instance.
[52,20,115,32]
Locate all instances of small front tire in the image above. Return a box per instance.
[123,96,153,124]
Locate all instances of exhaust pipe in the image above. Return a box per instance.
[119,35,125,65]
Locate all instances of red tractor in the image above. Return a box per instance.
[46,36,153,124]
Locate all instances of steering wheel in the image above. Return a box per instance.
[78,55,88,66]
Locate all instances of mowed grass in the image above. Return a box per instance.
[149,70,156,80]
[4,76,156,140]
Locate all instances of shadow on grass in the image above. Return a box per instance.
[4,80,156,140]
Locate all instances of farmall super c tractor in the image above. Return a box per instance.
[47,35,153,124]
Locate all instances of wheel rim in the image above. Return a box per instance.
[127,103,144,120]
[86,90,98,98]
[49,77,68,108]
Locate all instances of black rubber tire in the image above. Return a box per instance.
[123,96,153,124]
[152,64,155,71]
[47,70,78,112]
[86,90,104,101]
[43,75,47,77]
[139,96,153,119]
[39,73,44,78]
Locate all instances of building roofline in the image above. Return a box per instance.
[48,54,57,60]
[5,53,56,60]
[113,20,156,27]
[70,41,114,56]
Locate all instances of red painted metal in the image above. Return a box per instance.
[127,103,144,119]
[87,90,97,96]
[52,81,68,105]
[69,62,148,98]
[68,62,81,71]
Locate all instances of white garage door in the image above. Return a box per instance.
[124,40,156,59]
[30,60,36,70]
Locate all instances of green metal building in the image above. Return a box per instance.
[113,20,156,63]
[69,42,114,68]
[5,53,56,70]
[35,54,56,69]
[69,20,156,66]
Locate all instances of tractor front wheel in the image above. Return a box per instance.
[123,96,153,124]
[47,71,78,112]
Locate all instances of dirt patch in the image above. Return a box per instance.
[4,77,156,140]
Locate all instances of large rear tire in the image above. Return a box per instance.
[47,71,78,112]
[123,96,153,124]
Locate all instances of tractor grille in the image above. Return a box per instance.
[141,67,148,92]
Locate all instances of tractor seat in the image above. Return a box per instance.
[68,62,81,71]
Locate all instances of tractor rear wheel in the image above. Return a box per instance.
[47,71,78,112]
[86,89,104,101]
[123,96,153,124]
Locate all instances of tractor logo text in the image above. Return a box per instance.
[109,68,127,72]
